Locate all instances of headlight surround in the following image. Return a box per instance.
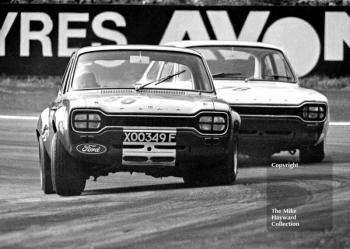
[73,112,102,131]
[198,114,227,133]
[301,104,326,121]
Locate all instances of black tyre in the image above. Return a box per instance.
[182,170,201,186]
[183,141,238,186]
[300,141,325,164]
[212,140,238,185]
[51,134,86,196]
[38,136,55,194]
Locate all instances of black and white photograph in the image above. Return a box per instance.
[0,0,349,248]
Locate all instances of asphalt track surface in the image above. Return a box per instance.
[0,118,349,249]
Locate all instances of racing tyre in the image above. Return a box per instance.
[182,170,200,186]
[300,141,325,163]
[183,141,238,186]
[212,140,238,185]
[51,134,86,196]
[39,136,55,194]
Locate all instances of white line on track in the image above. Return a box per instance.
[329,122,350,126]
[0,115,350,126]
[0,115,37,120]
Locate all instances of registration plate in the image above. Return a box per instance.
[124,131,176,143]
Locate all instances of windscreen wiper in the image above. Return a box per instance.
[263,75,292,80]
[135,70,186,91]
[212,72,242,78]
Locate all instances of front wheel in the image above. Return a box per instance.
[39,136,55,194]
[215,140,238,185]
[51,134,86,196]
[299,141,325,163]
[183,141,238,186]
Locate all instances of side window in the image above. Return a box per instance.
[61,55,75,93]
[273,54,284,75]
[262,55,274,78]
[272,53,293,79]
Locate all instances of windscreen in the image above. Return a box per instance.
[71,50,213,92]
[192,46,296,83]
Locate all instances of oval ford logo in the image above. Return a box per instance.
[76,143,107,154]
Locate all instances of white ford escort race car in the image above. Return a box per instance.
[168,41,329,163]
[36,45,241,196]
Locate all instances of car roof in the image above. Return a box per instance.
[166,40,283,52]
[76,44,203,56]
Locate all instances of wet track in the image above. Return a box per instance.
[0,118,349,249]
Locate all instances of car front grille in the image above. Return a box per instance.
[231,106,300,116]
[105,115,196,128]
[231,103,327,122]
[71,109,230,135]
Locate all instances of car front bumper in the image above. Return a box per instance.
[238,117,327,154]
[64,128,234,176]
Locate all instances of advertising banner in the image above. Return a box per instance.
[0,4,349,76]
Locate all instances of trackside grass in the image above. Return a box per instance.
[0,75,60,113]
[0,75,61,89]
[299,75,350,90]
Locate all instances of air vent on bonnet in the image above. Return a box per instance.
[100,89,134,94]
[99,89,186,95]
[142,89,186,95]
[230,87,250,91]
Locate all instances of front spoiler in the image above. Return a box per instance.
[238,117,326,154]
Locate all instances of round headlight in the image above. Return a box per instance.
[73,112,102,131]
[198,114,227,133]
[301,104,326,121]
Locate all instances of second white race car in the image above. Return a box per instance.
[169,41,329,163]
